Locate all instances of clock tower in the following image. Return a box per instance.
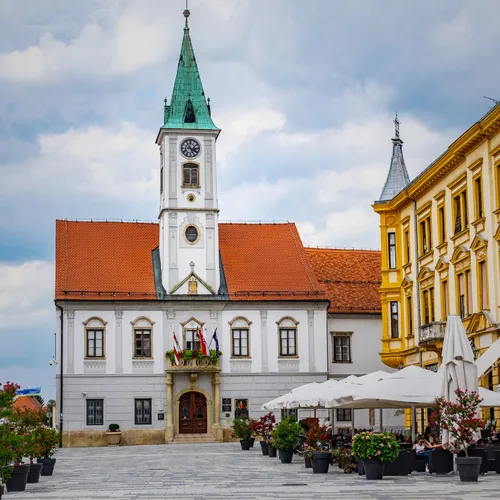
[156,8,221,296]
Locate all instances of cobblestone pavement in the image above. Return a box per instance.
[10,443,500,499]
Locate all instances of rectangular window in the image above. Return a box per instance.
[453,190,468,234]
[441,280,449,320]
[466,269,472,315]
[232,329,249,357]
[478,261,488,310]
[404,229,411,264]
[279,329,297,356]
[86,399,104,426]
[419,216,432,255]
[184,329,201,351]
[422,288,434,325]
[332,335,351,363]
[407,296,413,336]
[336,409,352,422]
[496,163,500,208]
[438,206,446,244]
[134,329,152,358]
[457,271,471,318]
[281,409,298,421]
[86,329,104,358]
[135,398,152,425]
[160,166,163,193]
[390,301,399,339]
[474,177,483,219]
[388,232,396,269]
[182,163,199,187]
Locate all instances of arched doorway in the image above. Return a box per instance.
[179,392,207,434]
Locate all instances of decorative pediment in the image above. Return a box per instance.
[417,266,434,282]
[435,258,449,272]
[180,317,205,329]
[401,276,413,289]
[494,224,500,243]
[464,311,498,335]
[470,234,488,252]
[450,245,470,265]
[169,262,215,295]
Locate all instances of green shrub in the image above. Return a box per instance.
[108,423,120,432]
[270,417,302,451]
[352,431,399,462]
[232,416,253,440]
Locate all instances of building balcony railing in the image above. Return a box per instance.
[165,353,221,372]
[419,321,446,344]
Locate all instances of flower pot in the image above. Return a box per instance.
[27,462,43,483]
[6,464,30,492]
[456,456,482,482]
[278,450,294,463]
[361,459,385,480]
[249,437,255,448]
[312,451,330,473]
[240,439,252,450]
[268,444,277,458]
[106,431,122,446]
[0,484,4,500]
[304,454,312,468]
[37,458,56,476]
[260,441,269,456]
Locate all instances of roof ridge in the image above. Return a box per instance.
[305,247,381,253]
[55,219,159,225]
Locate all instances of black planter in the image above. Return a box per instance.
[495,450,500,474]
[428,448,453,475]
[361,459,385,480]
[268,444,277,458]
[312,451,330,473]
[249,437,255,448]
[0,484,4,500]
[37,458,56,476]
[6,464,30,492]
[456,456,482,482]
[27,462,43,483]
[240,439,252,450]
[304,454,312,468]
[260,441,269,456]
[279,449,294,463]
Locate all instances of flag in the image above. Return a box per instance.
[172,332,182,365]
[212,328,219,356]
[197,328,208,356]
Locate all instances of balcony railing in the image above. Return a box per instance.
[165,356,220,372]
[419,322,446,344]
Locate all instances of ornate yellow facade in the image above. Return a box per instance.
[373,105,500,420]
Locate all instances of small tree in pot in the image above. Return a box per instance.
[36,427,60,476]
[270,417,302,464]
[252,413,276,456]
[433,389,484,482]
[232,416,253,450]
[352,431,399,480]
[0,381,19,494]
[303,421,330,473]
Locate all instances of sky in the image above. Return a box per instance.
[1,0,500,400]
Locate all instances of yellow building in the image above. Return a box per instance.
[373,106,500,422]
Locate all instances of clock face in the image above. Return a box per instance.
[180,138,201,159]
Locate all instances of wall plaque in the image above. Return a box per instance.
[157,413,165,421]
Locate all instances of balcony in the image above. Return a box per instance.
[165,356,220,373]
[419,322,446,344]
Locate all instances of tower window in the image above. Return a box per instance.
[388,232,396,269]
[182,163,199,187]
[185,225,199,244]
[184,99,196,123]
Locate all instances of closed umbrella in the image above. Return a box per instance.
[440,315,478,450]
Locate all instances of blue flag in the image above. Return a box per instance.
[212,328,219,356]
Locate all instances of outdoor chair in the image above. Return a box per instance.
[428,448,453,474]
[485,445,498,472]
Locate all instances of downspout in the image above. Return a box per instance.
[55,303,64,448]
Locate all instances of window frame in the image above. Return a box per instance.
[474,175,483,220]
[453,189,468,235]
[134,328,152,358]
[332,333,352,363]
[277,317,298,357]
[181,162,200,188]
[231,328,249,357]
[83,317,107,360]
[437,205,446,244]
[406,295,413,337]
[496,162,500,209]
[388,231,397,269]
[281,409,298,421]
[86,399,104,426]
[336,409,352,422]
[184,328,201,351]
[418,215,432,256]
[441,279,449,321]
[134,398,152,425]
[390,301,399,339]
[421,287,435,325]
[478,260,489,310]
[403,228,411,264]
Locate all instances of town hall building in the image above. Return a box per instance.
[54,8,396,447]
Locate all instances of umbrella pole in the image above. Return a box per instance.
[411,405,416,443]
[379,408,383,432]
[314,408,317,418]
[351,410,355,437]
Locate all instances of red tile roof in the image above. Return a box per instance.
[305,248,382,314]
[55,220,326,302]
[14,396,44,411]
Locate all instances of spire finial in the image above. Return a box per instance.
[184,1,190,27]
[394,111,400,139]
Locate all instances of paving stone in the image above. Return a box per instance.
[10,443,500,499]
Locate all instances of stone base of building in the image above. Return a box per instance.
[62,429,165,448]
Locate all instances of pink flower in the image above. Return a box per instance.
[376,450,381,456]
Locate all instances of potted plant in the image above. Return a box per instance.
[304,420,330,473]
[36,427,60,476]
[352,431,400,480]
[253,413,276,456]
[0,381,20,496]
[342,449,356,473]
[106,423,122,446]
[232,416,253,450]
[270,417,302,463]
[433,389,484,482]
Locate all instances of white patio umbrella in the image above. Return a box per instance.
[440,314,479,450]
[261,382,320,410]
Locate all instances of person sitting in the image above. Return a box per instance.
[413,435,433,472]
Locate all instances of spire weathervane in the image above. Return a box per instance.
[394,111,400,139]
[184,0,190,27]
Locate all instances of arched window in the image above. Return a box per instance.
[131,317,154,358]
[182,163,199,188]
[181,317,204,351]
[277,317,298,357]
[229,317,252,357]
[83,317,107,359]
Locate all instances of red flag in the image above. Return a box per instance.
[197,328,208,356]
[172,332,182,365]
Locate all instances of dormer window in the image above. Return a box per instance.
[183,163,199,187]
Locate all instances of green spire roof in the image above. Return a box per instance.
[162,10,218,131]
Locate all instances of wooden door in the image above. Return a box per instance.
[179,392,207,434]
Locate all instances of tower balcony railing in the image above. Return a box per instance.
[165,350,221,372]
[419,321,446,344]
